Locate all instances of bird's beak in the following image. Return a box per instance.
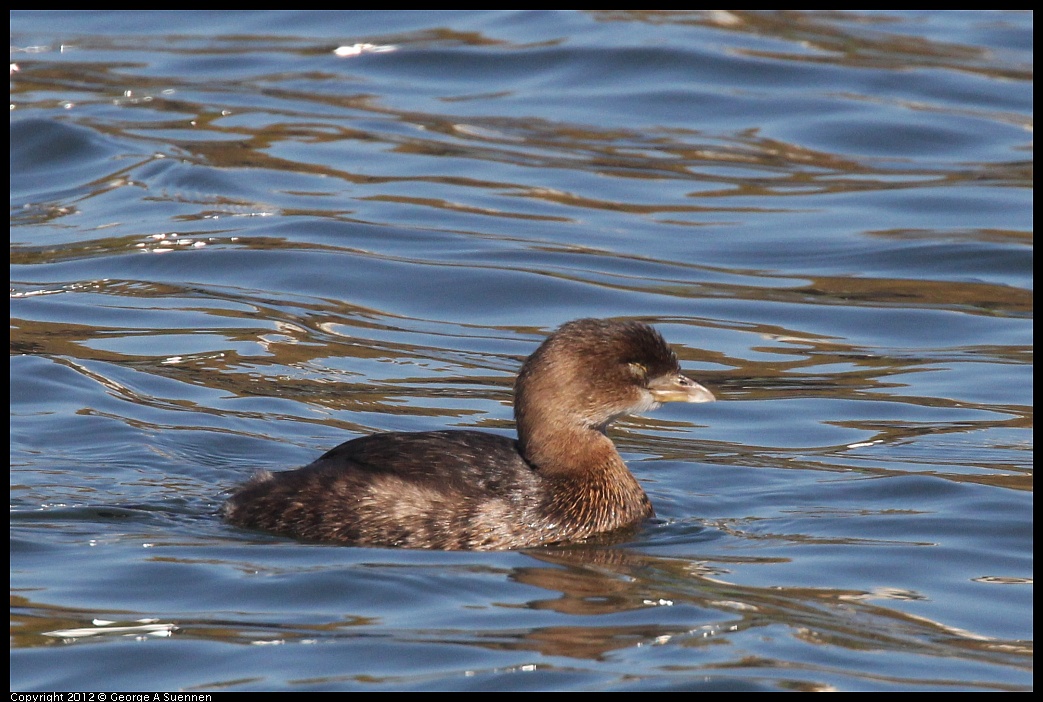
[648,372,715,403]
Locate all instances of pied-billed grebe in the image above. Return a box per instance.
[223,318,714,550]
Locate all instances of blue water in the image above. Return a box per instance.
[10,10,1032,691]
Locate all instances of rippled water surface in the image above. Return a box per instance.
[10,10,1032,691]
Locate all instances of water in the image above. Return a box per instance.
[10,10,1032,691]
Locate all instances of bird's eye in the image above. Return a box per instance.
[627,362,647,379]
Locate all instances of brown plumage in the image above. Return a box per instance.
[223,318,714,550]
